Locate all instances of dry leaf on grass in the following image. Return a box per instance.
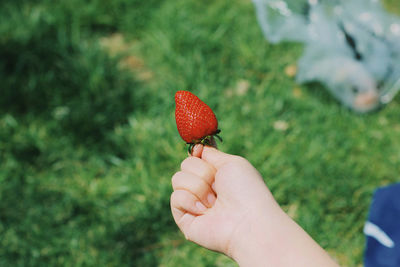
[235,79,250,96]
[273,120,289,131]
[284,64,297,78]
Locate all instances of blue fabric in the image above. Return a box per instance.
[364,183,400,267]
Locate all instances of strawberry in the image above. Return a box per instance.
[175,90,222,152]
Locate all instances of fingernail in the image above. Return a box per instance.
[196,201,207,212]
[207,193,216,206]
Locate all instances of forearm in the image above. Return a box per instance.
[231,208,339,267]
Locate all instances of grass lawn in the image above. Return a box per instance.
[1,0,400,266]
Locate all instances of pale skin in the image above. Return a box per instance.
[170,144,340,267]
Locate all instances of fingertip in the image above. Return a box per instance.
[190,144,204,158]
[170,189,206,216]
[207,193,216,206]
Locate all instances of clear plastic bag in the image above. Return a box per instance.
[253,0,400,112]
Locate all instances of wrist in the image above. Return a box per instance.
[228,206,290,266]
[229,208,339,267]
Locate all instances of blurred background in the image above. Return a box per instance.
[1,0,399,266]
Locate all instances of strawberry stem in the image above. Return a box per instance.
[187,129,222,155]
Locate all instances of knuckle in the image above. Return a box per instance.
[222,161,240,171]
[231,155,248,165]
[201,166,215,179]
[196,169,210,182]
[228,156,252,171]
[170,191,177,205]
[181,156,204,171]
[217,156,252,178]
[171,171,183,187]
[170,190,183,203]
[194,179,207,194]
[180,157,194,170]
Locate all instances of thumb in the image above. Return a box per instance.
[201,146,235,170]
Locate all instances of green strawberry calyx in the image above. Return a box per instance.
[187,129,222,154]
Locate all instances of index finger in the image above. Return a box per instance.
[190,144,204,158]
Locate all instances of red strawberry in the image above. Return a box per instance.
[175,90,221,151]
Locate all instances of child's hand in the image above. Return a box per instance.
[170,145,339,267]
[170,145,281,257]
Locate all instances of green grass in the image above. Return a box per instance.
[1,0,400,266]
